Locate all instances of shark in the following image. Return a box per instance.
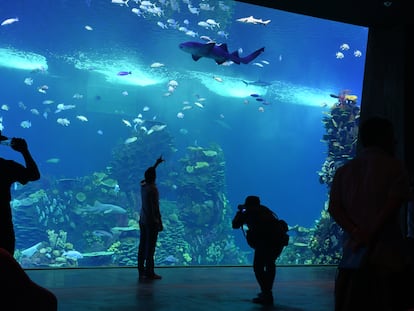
[179,41,265,65]
[236,16,271,26]
[242,79,272,87]
[76,200,127,215]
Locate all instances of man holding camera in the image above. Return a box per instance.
[232,195,284,306]
[0,132,40,255]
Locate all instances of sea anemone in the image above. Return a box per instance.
[75,192,86,202]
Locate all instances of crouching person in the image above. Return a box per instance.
[232,195,288,306]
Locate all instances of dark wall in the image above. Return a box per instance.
[359,25,413,177]
[403,28,414,179]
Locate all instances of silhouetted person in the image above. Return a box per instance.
[0,247,57,310]
[0,133,40,256]
[232,196,284,306]
[328,116,410,310]
[138,155,164,280]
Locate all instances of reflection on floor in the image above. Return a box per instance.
[27,266,336,311]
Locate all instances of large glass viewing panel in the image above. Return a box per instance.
[0,0,367,268]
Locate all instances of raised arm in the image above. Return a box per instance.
[11,138,40,181]
[153,155,165,169]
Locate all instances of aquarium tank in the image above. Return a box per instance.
[0,0,367,268]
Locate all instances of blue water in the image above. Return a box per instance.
[1,0,368,267]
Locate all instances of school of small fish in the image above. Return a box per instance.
[336,43,363,59]
[0,1,366,152]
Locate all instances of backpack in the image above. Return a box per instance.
[266,209,289,248]
[244,206,289,250]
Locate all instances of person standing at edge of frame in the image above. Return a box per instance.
[0,131,40,256]
[328,116,412,311]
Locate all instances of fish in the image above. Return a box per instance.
[62,250,83,260]
[164,255,179,263]
[57,118,70,126]
[93,230,113,238]
[236,16,271,26]
[354,50,362,57]
[131,8,141,15]
[78,200,127,214]
[217,31,229,39]
[213,76,223,82]
[20,120,32,128]
[179,41,265,65]
[117,71,132,76]
[56,103,76,113]
[252,62,264,67]
[1,17,19,26]
[122,119,132,127]
[18,102,27,110]
[111,0,129,6]
[340,43,350,51]
[147,124,167,135]
[46,158,60,164]
[76,115,88,122]
[250,94,260,97]
[38,85,49,93]
[73,93,83,99]
[206,19,220,28]
[150,62,164,68]
[242,80,272,87]
[124,136,138,144]
[24,77,33,85]
[336,52,344,59]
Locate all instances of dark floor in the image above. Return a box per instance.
[27,265,336,311]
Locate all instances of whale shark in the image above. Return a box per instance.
[179,41,265,65]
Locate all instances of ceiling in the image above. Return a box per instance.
[237,0,411,28]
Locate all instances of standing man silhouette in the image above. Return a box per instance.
[138,155,164,280]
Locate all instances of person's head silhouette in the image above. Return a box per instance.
[144,167,156,183]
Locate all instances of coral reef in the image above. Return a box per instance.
[12,114,352,267]
[15,229,83,268]
[309,90,361,264]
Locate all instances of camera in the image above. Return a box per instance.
[0,131,11,146]
[238,204,247,212]
[0,140,11,146]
